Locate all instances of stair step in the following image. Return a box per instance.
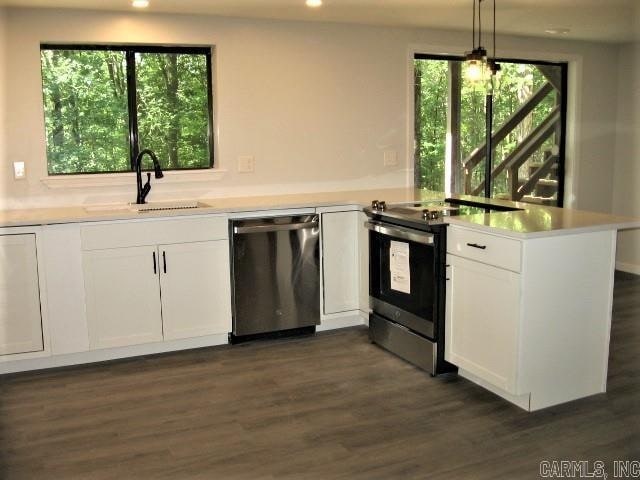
[529,162,558,169]
[522,195,556,206]
[528,163,559,180]
[536,178,558,187]
[494,193,511,200]
[517,178,558,187]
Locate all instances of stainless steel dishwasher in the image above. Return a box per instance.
[230,214,320,342]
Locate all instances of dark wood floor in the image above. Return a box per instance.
[1,272,638,480]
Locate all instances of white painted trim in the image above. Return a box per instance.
[227,208,316,219]
[406,43,583,208]
[0,333,229,375]
[459,368,531,411]
[405,45,419,188]
[41,168,229,189]
[601,230,617,392]
[0,225,43,236]
[361,312,369,327]
[0,225,53,362]
[317,313,366,332]
[34,227,52,359]
[2,316,368,374]
[616,261,640,275]
[315,205,361,214]
[562,56,583,209]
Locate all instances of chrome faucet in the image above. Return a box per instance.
[135,149,164,204]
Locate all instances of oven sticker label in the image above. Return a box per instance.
[390,241,410,294]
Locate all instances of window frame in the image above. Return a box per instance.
[40,43,215,175]
[413,53,568,206]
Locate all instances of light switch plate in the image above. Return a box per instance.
[383,150,398,167]
[13,161,26,179]
[238,156,255,173]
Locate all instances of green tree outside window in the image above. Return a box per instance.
[40,46,213,175]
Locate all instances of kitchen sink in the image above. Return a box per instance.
[84,200,210,213]
[132,200,210,212]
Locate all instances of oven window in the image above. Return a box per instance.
[369,231,436,321]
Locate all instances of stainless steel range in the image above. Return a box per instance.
[364,198,520,375]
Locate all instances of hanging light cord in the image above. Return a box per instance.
[472,0,476,49]
[478,0,482,49]
[493,0,496,58]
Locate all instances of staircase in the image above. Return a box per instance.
[494,154,559,204]
[520,160,558,204]
[462,69,562,205]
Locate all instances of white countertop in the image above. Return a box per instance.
[1,188,638,239]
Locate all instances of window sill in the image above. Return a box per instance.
[40,169,228,189]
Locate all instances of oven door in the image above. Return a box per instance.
[367,220,436,339]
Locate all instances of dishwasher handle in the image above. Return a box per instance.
[234,220,318,235]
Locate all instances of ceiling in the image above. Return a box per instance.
[1,0,638,43]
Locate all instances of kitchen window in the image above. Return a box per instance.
[40,45,214,175]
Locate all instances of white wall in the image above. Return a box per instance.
[636,3,640,42]
[0,8,623,215]
[0,9,6,184]
[613,42,640,273]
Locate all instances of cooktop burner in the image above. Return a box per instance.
[365,198,521,225]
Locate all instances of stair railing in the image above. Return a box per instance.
[463,82,554,193]
[463,80,561,199]
[468,106,560,196]
[513,149,559,200]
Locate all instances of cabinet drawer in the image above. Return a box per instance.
[81,216,227,250]
[447,226,521,272]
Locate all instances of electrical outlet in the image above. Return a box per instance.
[13,161,25,180]
[383,150,398,167]
[238,156,255,173]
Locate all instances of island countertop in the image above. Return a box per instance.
[0,187,638,239]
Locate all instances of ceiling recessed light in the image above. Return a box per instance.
[306,0,322,7]
[132,0,149,8]
[545,27,570,35]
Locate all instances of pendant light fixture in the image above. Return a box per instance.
[464,0,500,87]
[465,0,487,83]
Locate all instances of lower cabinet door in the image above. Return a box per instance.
[0,234,43,355]
[322,211,360,314]
[159,240,232,340]
[83,246,163,349]
[445,254,520,393]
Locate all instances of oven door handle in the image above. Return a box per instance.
[365,221,435,245]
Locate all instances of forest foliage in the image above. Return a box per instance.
[41,48,211,175]
[414,59,558,196]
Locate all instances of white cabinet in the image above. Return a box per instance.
[41,224,90,355]
[82,217,231,349]
[159,241,231,341]
[445,254,520,393]
[321,211,360,314]
[0,234,44,355]
[445,224,618,411]
[84,246,163,349]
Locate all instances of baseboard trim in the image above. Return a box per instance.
[317,312,366,332]
[458,368,531,411]
[0,333,229,375]
[616,261,640,276]
[3,315,370,375]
